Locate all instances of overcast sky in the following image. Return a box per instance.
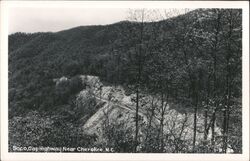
[9,8,190,34]
[9,8,128,34]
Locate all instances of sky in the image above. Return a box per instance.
[9,8,128,34]
[8,8,190,34]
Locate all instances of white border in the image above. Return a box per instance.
[0,1,249,161]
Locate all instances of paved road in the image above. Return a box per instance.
[82,96,149,133]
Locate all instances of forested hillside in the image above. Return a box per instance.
[9,9,242,153]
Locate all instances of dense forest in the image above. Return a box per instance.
[8,9,242,153]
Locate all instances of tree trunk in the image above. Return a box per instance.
[222,10,233,153]
[145,96,156,152]
[134,86,140,152]
[134,10,144,152]
[210,109,216,151]
[210,10,222,153]
[204,76,210,141]
[158,92,164,152]
[192,105,198,152]
[204,106,208,140]
[192,80,199,153]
